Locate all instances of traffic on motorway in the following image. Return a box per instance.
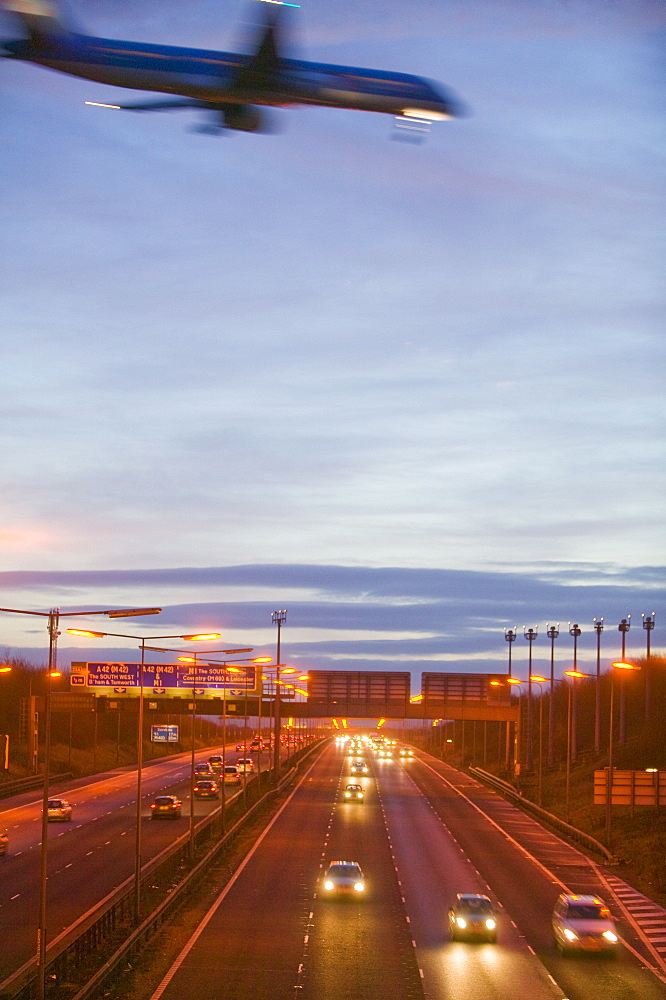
[2,734,665,1000]
[142,734,665,1000]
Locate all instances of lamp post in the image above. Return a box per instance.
[617,618,631,745]
[593,618,604,752]
[491,677,523,774]
[530,676,547,806]
[178,652,271,822]
[271,610,287,784]
[563,670,591,823]
[606,660,642,842]
[66,627,221,923]
[504,627,517,677]
[146,646,257,857]
[642,613,655,720]
[568,624,582,762]
[546,623,559,765]
[0,604,162,1000]
[523,627,538,770]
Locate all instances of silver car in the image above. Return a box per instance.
[321,861,366,897]
[552,893,619,955]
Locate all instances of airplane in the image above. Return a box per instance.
[0,0,465,133]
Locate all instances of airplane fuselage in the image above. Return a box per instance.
[4,32,456,118]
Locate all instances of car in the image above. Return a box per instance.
[378,749,394,758]
[342,783,364,803]
[236,743,248,752]
[321,861,366,897]
[448,894,498,942]
[236,758,255,773]
[222,765,242,786]
[193,779,219,799]
[46,798,72,822]
[0,829,8,855]
[150,795,182,819]
[399,747,414,757]
[194,762,215,777]
[552,894,619,955]
[350,761,369,774]
[207,755,224,772]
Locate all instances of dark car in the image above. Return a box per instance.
[0,829,8,856]
[448,894,498,942]
[193,779,219,799]
[150,795,182,819]
[193,762,215,777]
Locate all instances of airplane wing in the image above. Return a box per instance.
[85,98,210,112]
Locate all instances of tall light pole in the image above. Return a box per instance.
[568,624,582,762]
[523,627,538,770]
[546,623,559,765]
[564,670,591,823]
[504,627,517,676]
[504,628,517,771]
[530,675,547,806]
[618,617,631,744]
[177,652,270,829]
[593,618,604,752]
[146,647,257,855]
[271,610,287,784]
[0,604,162,1000]
[606,661,641,842]
[642,613,655,720]
[66,628,221,922]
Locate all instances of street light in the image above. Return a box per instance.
[617,617,631,745]
[137,646,253,859]
[642,612,656,720]
[530,675,547,806]
[568,624,582,762]
[593,618,604,752]
[523,627,538,770]
[0,604,162,1000]
[606,660,641,842]
[491,677,522,773]
[563,670,591,823]
[176,651,270,833]
[271,610,287,784]
[65,627,220,923]
[546,623,559,765]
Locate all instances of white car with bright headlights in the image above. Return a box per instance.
[448,893,498,942]
[321,861,365,897]
[552,893,619,955]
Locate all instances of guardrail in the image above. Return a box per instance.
[468,766,615,863]
[0,774,72,801]
[0,741,324,1000]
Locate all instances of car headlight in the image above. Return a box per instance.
[456,917,467,929]
[563,928,578,942]
[345,793,351,798]
[602,930,618,943]
[485,919,496,930]
[357,794,363,799]
[324,881,334,891]
[353,882,365,892]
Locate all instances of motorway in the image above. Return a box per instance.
[0,740,278,986]
[145,741,666,1000]
[1,740,665,1000]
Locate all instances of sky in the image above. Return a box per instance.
[1,0,664,686]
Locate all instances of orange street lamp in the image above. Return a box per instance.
[66,627,221,922]
[563,670,592,822]
[530,675,547,805]
[0,604,162,1000]
[606,660,642,841]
